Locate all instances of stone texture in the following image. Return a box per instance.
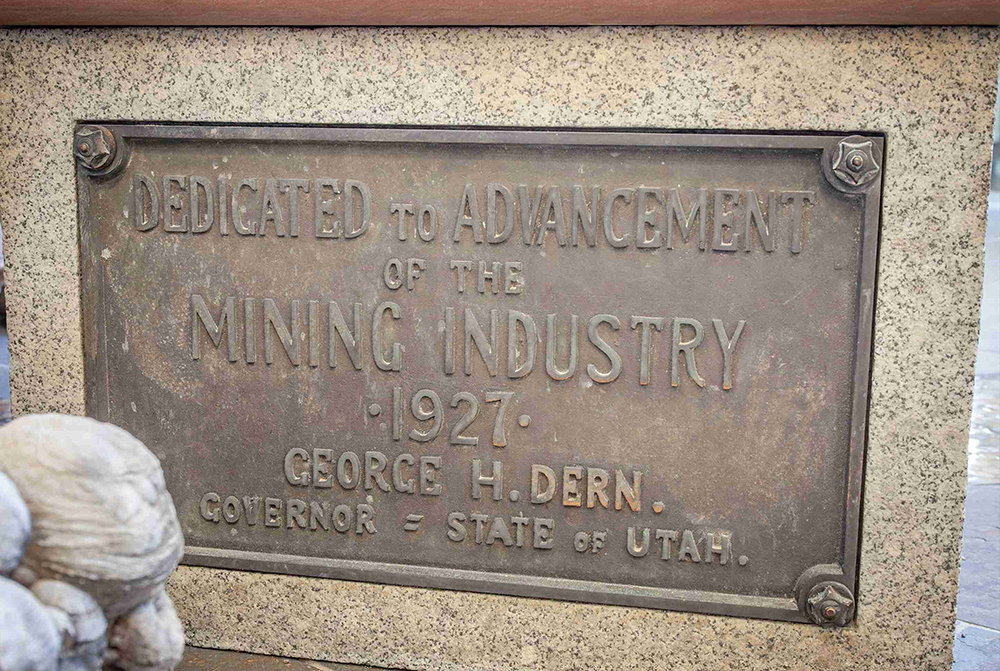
[0,470,30,575]
[0,576,61,671]
[1,25,998,670]
[0,415,184,619]
[106,587,185,671]
[31,580,108,671]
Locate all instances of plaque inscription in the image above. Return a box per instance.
[79,126,881,625]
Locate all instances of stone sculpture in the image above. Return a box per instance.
[0,415,185,671]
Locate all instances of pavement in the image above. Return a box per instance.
[0,326,9,425]
[952,190,1000,671]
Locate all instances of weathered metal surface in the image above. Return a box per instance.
[77,125,882,624]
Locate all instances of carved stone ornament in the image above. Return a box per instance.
[0,414,185,671]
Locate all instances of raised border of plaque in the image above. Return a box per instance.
[78,125,882,625]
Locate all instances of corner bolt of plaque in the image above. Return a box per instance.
[75,124,129,179]
[827,135,881,192]
[805,581,855,628]
[75,125,116,170]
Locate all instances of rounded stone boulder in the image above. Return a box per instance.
[31,579,108,669]
[0,470,30,576]
[0,576,61,671]
[0,415,183,619]
[106,586,185,671]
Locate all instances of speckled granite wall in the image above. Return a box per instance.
[1,26,997,670]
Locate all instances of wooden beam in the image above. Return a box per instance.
[3,0,999,27]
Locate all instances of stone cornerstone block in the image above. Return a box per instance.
[1,26,997,670]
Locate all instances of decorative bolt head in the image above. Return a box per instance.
[806,581,855,628]
[74,125,115,171]
[832,139,880,187]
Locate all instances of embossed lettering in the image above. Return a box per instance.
[233,178,258,235]
[587,314,622,384]
[705,532,731,564]
[532,518,554,549]
[200,492,220,522]
[313,448,333,488]
[392,453,416,493]
[712,188,741,252]
[656,529,678,559]
[781,190,815,254]
[471,459,502,501]
[372,301,403,372]
[343,180,371,239]
[284,447,309,486]
[678,529,702,562]
[391,202,415,241]
[486,516,514,547]
[744,190,775,252]
[450,260,474,293]
[672,318,706,388]
[531,464,556,503]
[546,314,578,380]
[504,262,524,294]
[536,187,567,246]
[453,183,483,243]
[487,183,514,243]
[627,527,650,557]
[517,184,545,245]
[447,512,467,541]
[630,316,664,386]
[286,499,307,529]
[420,456,442,496]
[314,178,341,238]
[586,468,610,509]
[164,175,188,233]
[133,174,159,231]
[507,311,536,379]
[277,178,309,237]
[667,187,707,250]
[191,295,236,362]
[615,469,641,512]
[571,185,600,247]
[417,204,438,242]
[263,298,299,365]
[329,302,363,370]
[258,178,285,237]
[337,451,360,490]
[636,186,663,249]
[712,319,746,390]
[477,261,501,294]
[364,451,391,492]
[189,176,214,234]
[562,466,583,507]
[464,308,498,377]
[603,187,633,248]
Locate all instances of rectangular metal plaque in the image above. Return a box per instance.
[79,125,881,623]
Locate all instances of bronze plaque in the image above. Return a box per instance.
[78,125,882,625]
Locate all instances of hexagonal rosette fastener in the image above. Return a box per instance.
[806,581,856,628]
[74,125,116,171]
